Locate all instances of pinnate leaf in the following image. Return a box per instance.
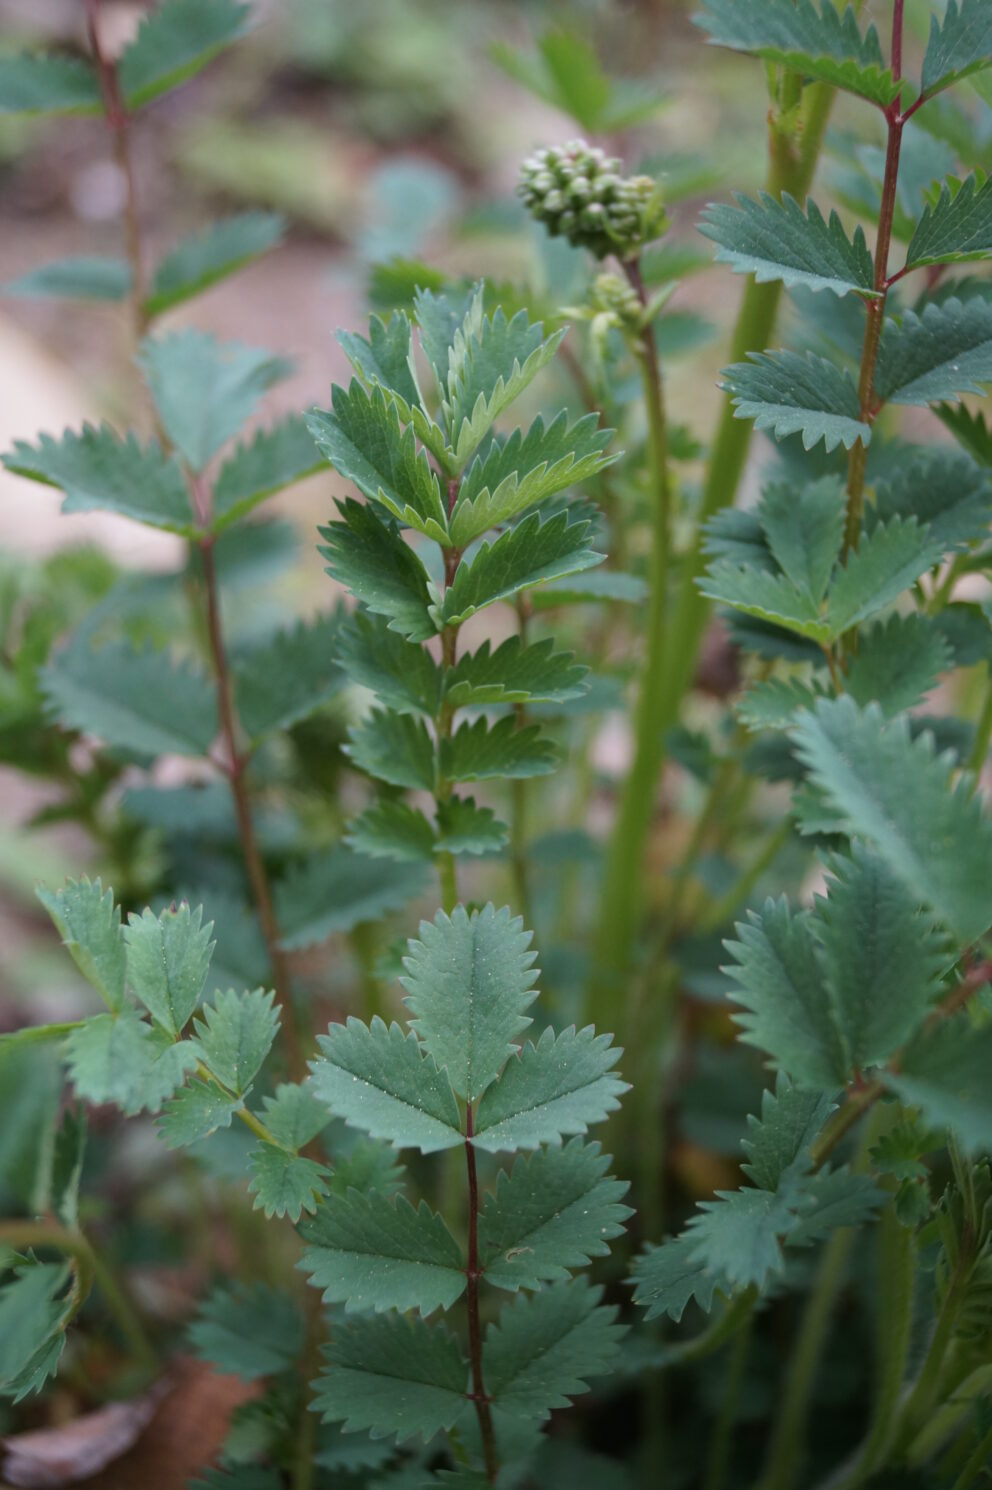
[436,509,602,628]
[300,1190,465,1314]
[36,878,125,1012]
[473,1025,627,1153]
[193,987,279,1094]
[146,212,284,316]
[722,351,869,453]
[274,848,425,951]
[125,903,214,1036]
[401,904,537,1102]
[118,0,250,109]
[921,0,992,96]
[319,499,433,643]
[310,1016,462,1153]
[213,414,329,531]
[233,612,343,741]
[313,1314,468,1442]
[700,192,877,297]
[248,1147,329,1221]
[0,56,101,117]
[483,1278,623,1420]
[189,1282,303,1381]
[875,297,992,406]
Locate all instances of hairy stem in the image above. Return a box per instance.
[464,1108,498,1484]
[197,531,305,1081]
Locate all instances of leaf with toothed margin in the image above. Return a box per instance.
[435,509,603,628]
[907,173,992,271]
[440,715,560,783]
[721,350,869,453]
[336,610,441,715]
[482,1278,624,1420]
[318,500,434,643]
[232,612,344,741]
[213,414,329,531]
[921,0,992,96]
[875,297,992,406]
[346,802,437,863]
[472,1025,628,1152]
[64,1007,199,1116]
[188,1281,304,1381]
[3,257,130,301]
[118,0,251,110]
[700,192,877,297]
[192,987,279,1095]
[309,1016,463,1153]
[124,902,215,1037]
[436,798,509,857]
[445,636,588,708]
[35,878,125,1012]
[346,708,436,791]
[0,56,101,117]
[248,1147,329,1221]
[146,212,284,316]
[158,1080,242,1149]
[274,849,426,952]
[444,302,565,468]
[629,1233,728,1322]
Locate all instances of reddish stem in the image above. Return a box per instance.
[464,1107,498,1484]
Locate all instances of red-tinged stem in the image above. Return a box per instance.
[464,1107,498,1483]
[85,0,147,344]
[194,503,305,1081]
[891,0,904,84]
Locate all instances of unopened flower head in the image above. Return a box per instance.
[518,140,667,260]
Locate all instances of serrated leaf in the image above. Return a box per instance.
[346,708,436,790]
[2,424,194,534]
[258,1082,330,1150]
[338,311,424,414]
[347,802,437,863]
[3,256,130,301]
[885,1018,992,1153]
[415,284,476,396]
[444,300,565,467]
[65,1007,198,1116]
[784,1167,882,1246]
[441,715,559,783]
[479,1139,631,1292]
[233,612,343,741]
[140,330,290,471]
[307,382,447,542]
[146,212,284,316]
[0,1264,73,1400]
[436,797,509,856]
[313,1314,468,1443]
[473,1025,627,1153]
[907,173,992,271]
[445,637,587,708]
[274,848,425,951]
[694,0,899,106]
[700,192,877,297]
[42,638,218,757]
[704,507,774,569]
[118,0,250,109]
[722,351,869,453]
[935,403,992,466]
[921,0,992,96]
[759,476,845,603]
[159,1079,242,1148]
[124,903,214,1036]
[483,1278,623,1420]
[213,414,329,531]
[736,677,830,732]
[686,1186,796,1288]
[450,412,614,547]
[319,499,433,643]
[249,1146,329,1220]
[846,614,950,715]
[698,562,829,642]
[529,569,647,607]
[629,1233,727,1322]
[725,898,847,1087]
[828,517,944,634]
[437,509,602,629]
[36,878,125,1012]
[401,904,537,1102]
[300,1190,464,1314]
[0,55,101,117]
[791,697,992,944]
[875,297,992,406]
[188,1282,303,1381]
[310,1016,462,1153]
[193,987,279,1094]
[337,610,440,716]
[873,446,992,551]
[741,1078,835,1191]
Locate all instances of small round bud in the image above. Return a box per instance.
[517,138,667,259]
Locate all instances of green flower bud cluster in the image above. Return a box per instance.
[518,139,666,260]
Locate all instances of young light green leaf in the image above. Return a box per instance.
[140,330,291,471]
[440,716,559,783]
[41,639,218,758]
[146,212,284,317]
[300,1190,465,1314]
[791,697,992,945]
[307,382,447,543]
[725,898,847,1088]
[759,476,845,603]
[212,414,329,531]
[319,499,434,643]
[310,1016,463,1153]
[693,0,899,107]
[338,311,424,414]
[274,848,425,951]
[629,1234,727,1322]
[875,297,992,406]
[814,845,945,1069]
[312,1314,468,1443]
[3,257,130,302]
[65,1007,198,1116]
[700,192,877,297]
[473,1025,627,1153]
[907,173,992,271]
[346,708,436,790]
[845,614,950,716]
[450,411,615,548]
[2,424,194,534]
[401,904,537,1102]
[436,509,602,629]
[444,303,566,467]
[188,1282,303,1381]
[445,637,587,708]
[483,1278,623,1420]
[36,878,125,1012]
[346,802,437,863]
[921,0,992,97]
[479,1140,631,1291]
[118,0,250,109]
[337,610,440,716]
[722,351,869,453]
[158,1080,242,1149]
[233,613,343,741]
[125,903,214,1037]
[193,988,279,1095]
[0,56,101,117]
[248,1147,329,1221]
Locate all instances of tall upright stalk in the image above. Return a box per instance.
[464,1107,498,1484]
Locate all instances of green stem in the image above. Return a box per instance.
[894,1243,973,1450]
[509,594,535,928]
[951,1424,992,1490]
[436,520,462,915]
[651,1286,760,1371]
[906,1364,992,1467]
[696,817,792,934]
[0,1220,157,1374]
[967,666,992,776]
[704,1299,755,1490]
[464,1107,499,1484]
